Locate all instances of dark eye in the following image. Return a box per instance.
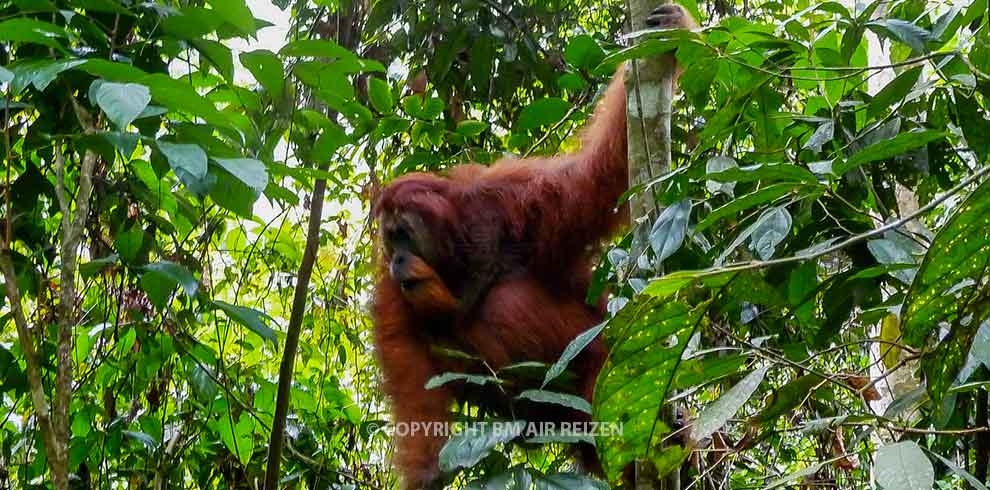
[389,227,412,248]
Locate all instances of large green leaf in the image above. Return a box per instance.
[209,414,255,466]
[516,98,571,131]
[867,66,922,120]
[157,142,208,181]
[694,366,768,440]
[835,130,944,175]
[139,261,199,309]
[213,158,268,194]
[564,35,605,70]
[594,297,706,481]
[367,77,394,114]
[9,59,86,93]
[516,389,592,414]
[90,80,151,129]
[649,199,691,264]
[902,178,990,346]
[439,422,524,472]
[543,322,605,387]
[874,441,933,490]
[213,300,277,344]
[0,18,70,49]
[207,0,255,35]
[239,50,283,96]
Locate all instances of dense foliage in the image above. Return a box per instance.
[2,0,990,488]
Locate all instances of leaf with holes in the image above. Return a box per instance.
[902,178,990,347]
[594,297,707,481]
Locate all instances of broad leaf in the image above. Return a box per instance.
[239,50,283,96]
[517,390,592,414]
[594,298,706,481]
[213,158,268,194]
[902,178,990,346]
[649,199,691,265]
[874,441,933,490]
[439,422,525,472]
[516,98,570,130]
[694,367,768,440]
[91,80,151,129]
[213,300,278,345]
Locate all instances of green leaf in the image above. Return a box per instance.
[868,66,922,120]
[835,130,944,175]
[425,373,500,390]
[101,131,139,158]
[123,431,159,451]
[213,300,277,344]
[874,441,933,490]
[141,74,228,127]
[456,120,487,137]
[752,374,826,424]
[767,460,830,489]
[239,50,283,96]
[929,450,989,490]
[91,81,151,129]
[543,322,605,387]
[209,414,255,466]
[867,19,933,54]
[439,422,525,472]
[367,77,393,113]
[867,239,916,284]
[803,120,833,152]
[517,389,591,414]
[114,226,144,263]
[190,38,234,82]
[280,39,356,60]
[695,367,767,440]
[649,199,691,265]
[564,35,605,70]
[557,72,588,92]
[143,261,199,298]
[10,59,86,93]
[704,163,819,185]
[0,18,70,49]
[535,474,608,490]
[598,32,696,69]
[749,206,792,261]
[0,66,12,84]
[0,345,27,394]
[212,158,268,194]
[207,0,255,35]
[157,142,208,181]
[696,183,797,232]
[80,254,118,278]
[516,97,570,131]
[594,298,705,481]
[902,178,990,346]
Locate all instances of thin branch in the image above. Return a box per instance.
[703,163,990,276]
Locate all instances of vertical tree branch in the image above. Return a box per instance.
[263,176,327,490]
[626,0,676,261]
[625,1,679,489]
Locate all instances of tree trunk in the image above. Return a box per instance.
[625,1,680,489]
